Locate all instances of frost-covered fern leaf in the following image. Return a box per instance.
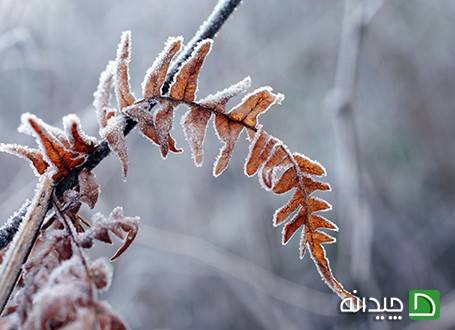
[92,31,356,301]
[244,128,354,299]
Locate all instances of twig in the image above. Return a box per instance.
[0,0,242,313]
[52,192,95,301]
[0,175,54,313]
[0,201,30,250]
[326,0,373,286]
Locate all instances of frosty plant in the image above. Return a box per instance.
[0,0,358,328]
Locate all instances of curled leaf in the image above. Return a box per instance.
[78,169,100,209]
[230,87,284,139]
[244,127,277,177]
[169,40,212,102]
[63,114,97,154]
[90,259,112,292]
[19,113,85,181]
[115,31,136,109]
[154,100,179,158]
[199,76,251,110]
[0,143,48,176]
[100,115,128,178]
[124,102,159,146]
[181,106,211,166]
[93,61,116,129]
[142,37,183,98]
[78,207,139,261]
[213,114,243,177]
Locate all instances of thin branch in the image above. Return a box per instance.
[52,193,95,301]
[0,175,54,313]
[0,200,30,250]
[326,0,372,285]
[161,0,242,94]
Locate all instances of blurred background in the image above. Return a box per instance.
[0,0,454,329]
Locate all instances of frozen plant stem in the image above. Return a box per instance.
[328,0,373,285]
[52,193,95,300]
[0,176,54,313]
[0,0,242,313]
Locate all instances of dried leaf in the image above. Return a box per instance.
[181,105,211,166]
[294,153,326,176]
[78,207,139,261]
[154,100,178,158]
[20,113,85,181]
[93,61,116,129]
[63,114,97,154]
[95,302,128,330]
[100,115,128,178]
[115,31,136,109]
[213,114,243,176]
[142,36,183,98]
[230,87,284,129]
[199,77,251,110]
[90,259,112,292]
[261,144,292,189]
[181,77,251,167]
[272,166,297,194]
[78,169,100,209]
[245,127,278,177]
[124,102,159,145]
[0,143,49,175]
[169,40,212,102]
[273,191,303,227]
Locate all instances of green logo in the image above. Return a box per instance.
[409,289,440,320]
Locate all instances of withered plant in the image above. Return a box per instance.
[0,0,358,328]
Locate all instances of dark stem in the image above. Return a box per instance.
[52,193,95,300]
[0,0,243,249]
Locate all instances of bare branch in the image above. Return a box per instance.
[0,176,54,313]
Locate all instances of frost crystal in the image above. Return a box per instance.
[200,76,251,109]
[142,36,183,98]
[93,60,116,129]
[115,31,136,109]
[100,115,128,178]
[0,200,30,249]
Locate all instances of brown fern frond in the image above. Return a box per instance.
[0,16,356,311]
[101,33,354,301]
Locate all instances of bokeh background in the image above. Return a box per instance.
[0,0,454,329]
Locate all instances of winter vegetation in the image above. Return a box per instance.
[0,0,454,329]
